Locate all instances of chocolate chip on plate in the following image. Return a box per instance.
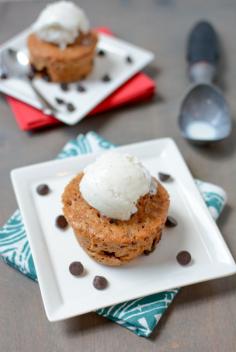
[56,215,68,229]
[0,72,8,79]
[69,261,84,276]
[176,251,192,266]
[97,49,106,57]
[93,276,108,290]
[36,184,50,196]
[165,216,178,228]
[126,56,133,64]
[102,74,111,82]
[60,83,69,91]
[77,84,86,93]
[158,172,172,182]
[66,102,76,112]
[7,48,15,56]
[55,97,65,105]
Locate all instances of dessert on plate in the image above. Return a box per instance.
[62,152,170,266]
[27,1,98,82]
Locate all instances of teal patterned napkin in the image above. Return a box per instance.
[0,132,226,337]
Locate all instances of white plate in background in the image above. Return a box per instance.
[0,29,154,125]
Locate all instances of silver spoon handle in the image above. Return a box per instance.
[187,21,219,84]
[29,79,57,116]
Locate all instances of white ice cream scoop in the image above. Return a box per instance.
[32,1,90,48]
[80,152,157,221]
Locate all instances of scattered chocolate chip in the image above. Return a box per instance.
[7,48,15,56]
[176,251,191,266]
[126,56,133,64]
[36,184,50,195]
[56,215,68,229]
[97,49,106,57]
[76,84,86,92]
[69,261,84,276]
[60,83,69,91]
[0,72,8,79]
[102,74,111,82]
[66,102,76,112]
[165,216,178,227]
[158,172,172,182]
[55,97,65,105]
[93,276,108,290]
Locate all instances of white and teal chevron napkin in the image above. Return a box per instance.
[0,132,226,337]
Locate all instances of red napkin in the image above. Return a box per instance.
[7,27,156,131]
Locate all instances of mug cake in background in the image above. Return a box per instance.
[27,1,98,82]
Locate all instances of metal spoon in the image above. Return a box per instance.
[3,48,57,115]
[178,21,232,144]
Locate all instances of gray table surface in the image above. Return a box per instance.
[0,0,236,351]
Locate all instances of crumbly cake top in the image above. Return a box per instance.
[62,173,170,245]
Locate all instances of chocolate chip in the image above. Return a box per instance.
[102,74,111,82]
[126,56,133,64]
[76,84,86,93]
[97,49,106,57]
[42,74,50,82]
[55,97,65,105]
[143,250,151,255]
[60,83,69,91]
[158,172,172,182]
[165,216,178,227]
[0,72,8,79]
[103,251,116,257]
[93,276,108,290]
[69,261,84,276]
[143,237,159,255]
[109,219,117,224]
[56,215,68,229]
[36,184,50,195]
[7,48,15,56]
[66,102,76,112]
[176,251,191,266]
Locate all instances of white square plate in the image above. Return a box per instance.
[11,138,236,321]
[0,29,154,125]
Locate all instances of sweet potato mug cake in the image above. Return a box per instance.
[62,152,170,266]
[27,1,98,82]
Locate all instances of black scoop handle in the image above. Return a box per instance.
[187,21,220,65]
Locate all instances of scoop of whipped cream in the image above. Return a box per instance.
[32,1,90,49]
[79,152,157,221]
